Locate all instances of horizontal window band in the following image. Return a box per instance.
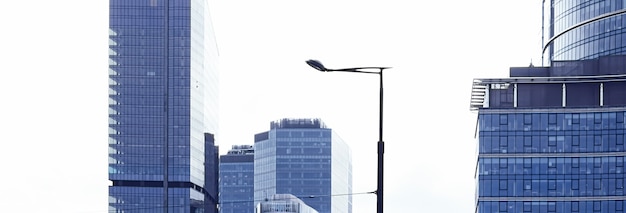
[480,196,626,202]
[480,152,626,158]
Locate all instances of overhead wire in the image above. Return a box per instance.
[218,190,376,205]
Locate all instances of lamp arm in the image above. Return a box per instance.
[329,67,391,74]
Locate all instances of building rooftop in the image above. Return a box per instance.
[270,118,327,129]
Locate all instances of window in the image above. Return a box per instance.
[500,180,508,190]
[524,114,532,124]
[524,158,532,168]
[549,114,557,124]
[572,201,579,212]
[523,202,531,212]
[548,202,556,212]
[549,136,557,146]
[500,202,507,212]
[500,115,508,125]
[573,113,580,124]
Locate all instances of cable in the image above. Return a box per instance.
[218,190,376,205]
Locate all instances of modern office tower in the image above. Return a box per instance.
[254,118,352,213]
[219,145,255,213]
[541,0,626,65]
[471,2,626,212]
[108,0,220,212]
[256,194,319,213]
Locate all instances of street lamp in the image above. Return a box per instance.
[305,59,390,213]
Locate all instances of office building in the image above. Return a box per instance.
[542,0,626,65]
[256,194,319,213]
[471,1,626,212]
[219,145,255,213]
[254,118,352,213]
[108,0,220,212]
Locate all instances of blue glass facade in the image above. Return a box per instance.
[219,145,255,213]
[477,110,626,212]
[253,119,352,213]
[471,66,626,213]
[108,0,219,212]
[543,0,626,64]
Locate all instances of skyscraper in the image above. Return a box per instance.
[471,1,626,212]
[254,118,352,213]
[108,0,220,212]
[542,0,626,65]
[219,145,255,213]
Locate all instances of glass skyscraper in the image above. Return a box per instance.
[471,1,626,212]
[542,0,626,64]
[108,0,219,212]
[254,118,352,213]
[219,145,255,213]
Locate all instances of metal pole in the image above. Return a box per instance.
[377,68,384,213]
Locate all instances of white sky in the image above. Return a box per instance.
[0,1,543,212]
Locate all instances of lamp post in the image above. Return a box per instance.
[305,59,390,213]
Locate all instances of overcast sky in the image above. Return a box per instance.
[0,1,543,212]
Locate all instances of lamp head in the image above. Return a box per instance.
[306,59,328,72]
